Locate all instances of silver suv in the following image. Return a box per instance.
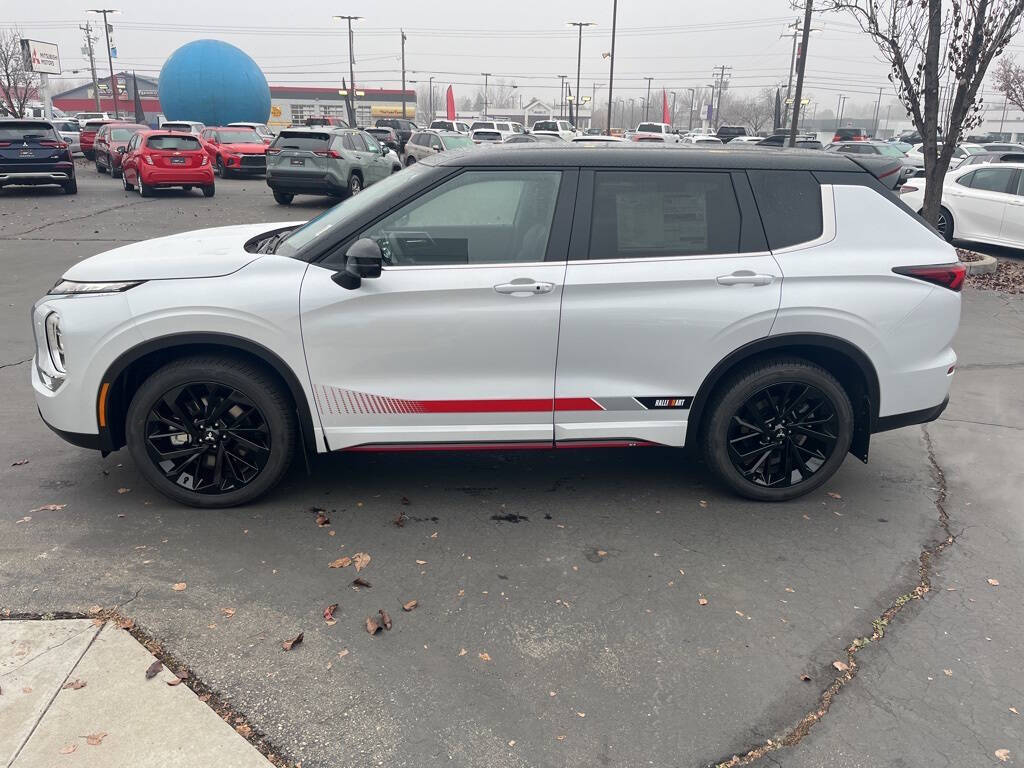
[266,127,392,205]
[403,130,474,166]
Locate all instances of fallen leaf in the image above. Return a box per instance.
[401,496,411,505]
[379,609,392,630]
[329,556,352,569]
[324,604,338,625]
[11,459,28,466]
[549,691,557,697]
[30,504,66,512]
[478,652,491,662]
[61,679,86,690]
[800,674,812,682]
[22,687,32,693]
[351,577,372,589]
[116,617,134,630]
[282,633,303,651]
[987,578,1000,586]
[827,491,842,499]
[198,693,211,703]
[698,596,708,606]
[365,616,381,635]
[1010,706,1018,715]
[995,749,1010,762]
[145,660,163,679]
[328,530,336,536]
[576,711,586,718]
[338,649,350,659]
[172,582,186,591]
[60,744,77,754]
[15,516,30,523]
[508,740,516,747]
[785,587,796,593]
[85,732,107,746]
[416,559,427,565]
[167,676,184,686]
[943,668,953,677]
[735,611,745,618]
[832,660,850,673]
[353,552,371,572]
[556,735,567,741]
[458,648,468,656]
[430,531,438,539]
[235,724,252,738]
[596,550,608,557]
[315,511,330,527]
[698,500,708,508]
[220,608,235,619]
[393,510,407,527]
[403,600,418,612]
[117,487,130,494]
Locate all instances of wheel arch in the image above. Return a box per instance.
[98,332,318,459]
[689,333,880,462]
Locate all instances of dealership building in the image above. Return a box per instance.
[52,73,416,129]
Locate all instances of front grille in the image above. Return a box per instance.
[239,154,266,168]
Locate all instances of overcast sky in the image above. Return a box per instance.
[9,0,1020,119]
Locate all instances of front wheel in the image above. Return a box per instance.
[123,174,133,191]
[125,356,297,508]
[202,184,215,197]
[936,206,954,242]
[702,359,853,502]
[62,178,78,195]
[405,156,416,167]
[348,174,363,196]
[272,190,293,205]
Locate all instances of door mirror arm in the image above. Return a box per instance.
[332,238,384,290]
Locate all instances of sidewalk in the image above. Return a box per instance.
[1,619,273,768]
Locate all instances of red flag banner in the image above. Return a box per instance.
[446,85,456,120]
[662,89,670,124]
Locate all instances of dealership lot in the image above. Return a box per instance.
[2,163,1022,767]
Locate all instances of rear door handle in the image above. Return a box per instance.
[716,271,774,286]
[494,280,555,295]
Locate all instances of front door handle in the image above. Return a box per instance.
[716,271,774,286]
[494,280,555,295]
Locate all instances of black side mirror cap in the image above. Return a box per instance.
[332,238,383,290]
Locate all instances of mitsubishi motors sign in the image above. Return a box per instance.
[20,39,61,75]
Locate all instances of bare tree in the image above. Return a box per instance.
[0,28,37,118]
[723,88,776,134]
[819,0,1024,223]
[994,55,1024,111]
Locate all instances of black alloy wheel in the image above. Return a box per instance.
[726,382,839,489]
[143,382,271,496]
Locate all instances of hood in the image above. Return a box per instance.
[62,222,304,282]
[221,142,268,153]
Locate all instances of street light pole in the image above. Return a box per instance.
[567,22,595,129]
[333,15,363,127]
[87,9,120,119]
[606,0,618,135]
[481,72,491,117]
[643,76,654,121]
[429,75,435,122]
[400,29,407,119]
[558,75,567,119]
[787,0,814,146]
[686,87,696,131]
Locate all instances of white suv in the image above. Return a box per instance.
[32,147,963,507]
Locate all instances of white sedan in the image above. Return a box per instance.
[905,142,987,169]
[900,162,1024,248]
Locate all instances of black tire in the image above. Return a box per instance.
[182,185,193,191]
[63,178,78,195]
[391,164,401,174]
[215,156,224,176]
[139,179,153,197]
[123,174,133,191]
[273,190,293,205]
[937,206,954,242]
[405,156,416,167]
[95,157,105,173]
[111,158,122,179]
[348,173,363,196]
[202,184,215,197]
[125,356,297,508]
[702,358,854,502]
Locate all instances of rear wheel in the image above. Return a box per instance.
[125,356,297,508]
[202,184,215,198]
[139,178,153,197]
[95,156,105,173]
[182,185,193,191]
[273,190,293,205]
[123,174,133,191]
[348,173,363,196]
[405,156,416,167]
[936,207,954,242]
[62,178,77,195]
[702,359,853,502]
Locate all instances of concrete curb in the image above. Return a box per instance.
[962,253,998,275]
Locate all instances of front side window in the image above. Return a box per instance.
[966,167,1014,193]
[361,132,381,152]
[429,135,443,150]
[359,170,562,266]
[589,171,742,259]
[441,135,473,150]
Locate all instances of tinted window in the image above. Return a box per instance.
[637,123,663,133]
[146,135,202,150]
[470,122,493,131]
[273,132,330,151]
[216,129,261,143]
[441,135,473,149]
[109,126,144,141]
[430,121,453,130]
[341,134,363,151]
[966,167,1015,193]
[532,121,557,131]
[1017,172,1024,196]
[0,123,57,141]
[747,170,823,250]
[361,133,381,151]
[589,171,741,259]
[360,170,562,266]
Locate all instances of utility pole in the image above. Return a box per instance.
[670,91,677,127]
[872,86,882,136]
[788,0,813,147]
[835,94,847,129]
[333,15,362,127]
[558,74,567,119]
[400,29,407,118]
[686,87,696,131]
[482,72,491,117]
[782,19,800,104]
[643,76,654,121]
[80,22,102,112]
[429,75,435,122]
[568,22,595,130]
[606,0,618,135]
[710,65,731,127]
[87,9,120,118]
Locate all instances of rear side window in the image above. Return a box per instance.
[747,170,823,250]
[589,171,742,259]
[145,135,202,150]
[273,132,330,151]
[961,167,1015,193]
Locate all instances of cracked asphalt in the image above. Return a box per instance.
[1,162,1022,767]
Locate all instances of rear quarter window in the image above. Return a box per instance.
[747,170,824,250]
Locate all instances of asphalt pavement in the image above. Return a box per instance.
[1,162,1021,767]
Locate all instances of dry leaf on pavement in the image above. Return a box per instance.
[117,487,130,494]
[403,600,418,612]
[167,676,184,686]
[458,648,468,656]
[832,660,850,673]
[827,491,842,499]
[943,669,953,677]
[338,649,350,658]
[698,596,708,606]
[800,674,811,682]
[478,652,491,662]
[416,559,427,565]
[11,459,28,466]
[282,632,304,651]
[235,724,252,738]
[353,552,371,572]
[324,604,338,625]
[145,660,163,679]
[1010,707,1019,715]
[987,578,1000,586]
[220,608,235,619]
[172,582,187,591]
[351,577,372,589]
[379,609,392,630]
[329,556,352,569]
[85,732,107,746]
[365,616,381,635]
[315,511,330,527]
[60,744,77,754]
[995,749,1010,762]
[30,504,66,512]
[61,679,86,690]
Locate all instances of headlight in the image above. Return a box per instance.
[44,312,66,373]
[48,280,143,295]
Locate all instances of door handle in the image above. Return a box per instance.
[716,271,774,286]
[494,280,555,295]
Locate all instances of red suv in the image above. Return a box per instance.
[199,126,269,177]
[120,130,214,197]
[94,123,147,178]
[80,118,117,160]
[832,127,869,142]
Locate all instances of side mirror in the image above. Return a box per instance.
[433,145,443,152]
[117,146,126,154]
[332,238,383,290]
[381,145,389,156]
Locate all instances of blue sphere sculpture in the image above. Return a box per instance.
[159,40,270,126]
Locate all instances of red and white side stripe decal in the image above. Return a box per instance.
[315,386,603,416]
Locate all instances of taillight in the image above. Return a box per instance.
[200,154,208,165]
[893,264,966,292]
[314,149,342,158]
[266,147,281,155]
[899,185,919,194]
[832,134,841,142]
[143,153,154,165]
[0,141,10,147]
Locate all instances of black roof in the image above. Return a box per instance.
[428,144,863,172]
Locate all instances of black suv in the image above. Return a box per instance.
[374,118,418,151]
[0,120,77,194]
[716,125,750,143]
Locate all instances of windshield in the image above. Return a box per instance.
[162,123,194,131]
[441,135,473,149]
[637,123,663,133]
[146,135,202,150]
[217,129,262,143]
[877,144,907,157]
[961,145,986,155]
[110,127,144,141]
[272,132,331,151]
[430,121,453,130]
[470,122,494,130]
[55,121,78,132]
[532,121,557,131]
[276,163,432,258]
